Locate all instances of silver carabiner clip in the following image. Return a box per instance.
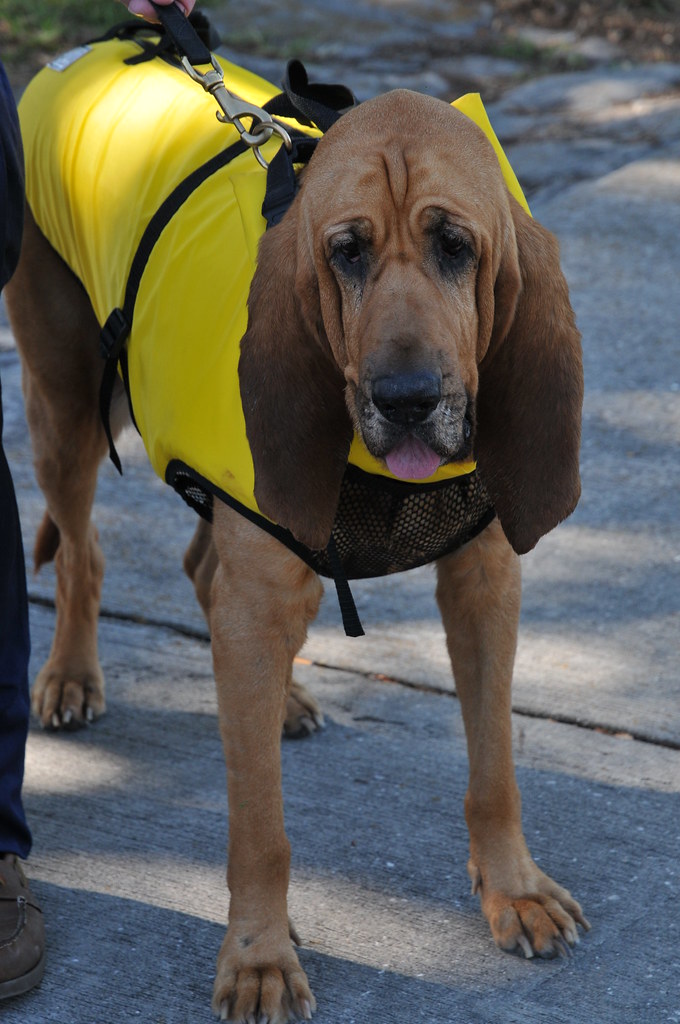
[180,55,292,167]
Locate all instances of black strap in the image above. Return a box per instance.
[261,133,318,228]
[326,536,365,637]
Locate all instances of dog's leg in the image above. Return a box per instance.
[5,210,115,729]
[436,518,589,959]
[184,517,324,739]
[209,501,322,1022]
[183,517,219,620]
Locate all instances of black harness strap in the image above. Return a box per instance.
[261,134,317,227]
[98,136,249,472]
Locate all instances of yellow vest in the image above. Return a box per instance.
[19,34,529,509]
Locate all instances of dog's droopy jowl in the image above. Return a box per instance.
[7,31,586,1023]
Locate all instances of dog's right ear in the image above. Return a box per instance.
[475,200,583,555]
[239,199,353,551]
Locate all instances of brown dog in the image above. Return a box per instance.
[8,75,586,1021]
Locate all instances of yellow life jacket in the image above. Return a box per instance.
[19,27,529,629]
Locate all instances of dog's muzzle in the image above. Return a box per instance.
[356,370,475,480]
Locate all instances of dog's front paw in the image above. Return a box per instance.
[469,857,590,959]
[213,929,315,1023]
[31,662,105,730]
[283,679,324,739]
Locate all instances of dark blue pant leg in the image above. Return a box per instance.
[0,59,32,858]
[0,384,32,858]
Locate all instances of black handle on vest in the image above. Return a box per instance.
[264,59,357,133]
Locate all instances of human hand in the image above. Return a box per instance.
[121,0,195,21]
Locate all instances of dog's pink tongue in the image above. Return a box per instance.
[385,436,441,479]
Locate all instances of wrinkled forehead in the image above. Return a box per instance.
[303,90,508,230]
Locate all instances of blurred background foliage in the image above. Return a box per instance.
[493,0,678,61]
[0,0,677,87]
[1,0,131,66]
[0,0,218,80]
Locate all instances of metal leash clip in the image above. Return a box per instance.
[180,54,292,168]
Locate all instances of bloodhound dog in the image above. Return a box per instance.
[7,86,586,1022]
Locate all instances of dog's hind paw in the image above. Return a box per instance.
[283,679,324,739]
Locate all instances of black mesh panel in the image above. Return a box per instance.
[167,461,495,580]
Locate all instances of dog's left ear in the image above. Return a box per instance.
[239,200,353,551]
[475,199,584,554]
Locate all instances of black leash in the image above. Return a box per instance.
[149,1,211,65]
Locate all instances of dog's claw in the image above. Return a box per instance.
[550,935,572,959]
[301,999,313,1020]
[575,910,591,932]
[516,933,534,959]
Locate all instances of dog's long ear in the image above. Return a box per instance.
[475,199,583,554]
[239,201,352,550]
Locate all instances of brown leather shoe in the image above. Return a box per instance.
[0,854,45,999]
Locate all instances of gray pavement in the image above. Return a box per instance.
[1,2,679,1021]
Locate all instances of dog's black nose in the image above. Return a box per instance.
[372,372,442,426]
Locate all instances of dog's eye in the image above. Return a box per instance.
[432,224,475,280]
[439,228,470,263]
[333,236,362,267]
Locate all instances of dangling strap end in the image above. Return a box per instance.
[326,535,365,638]
[99,308,131,476]
[99,355,123,475]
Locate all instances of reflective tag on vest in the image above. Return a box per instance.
[48,46,92,72]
